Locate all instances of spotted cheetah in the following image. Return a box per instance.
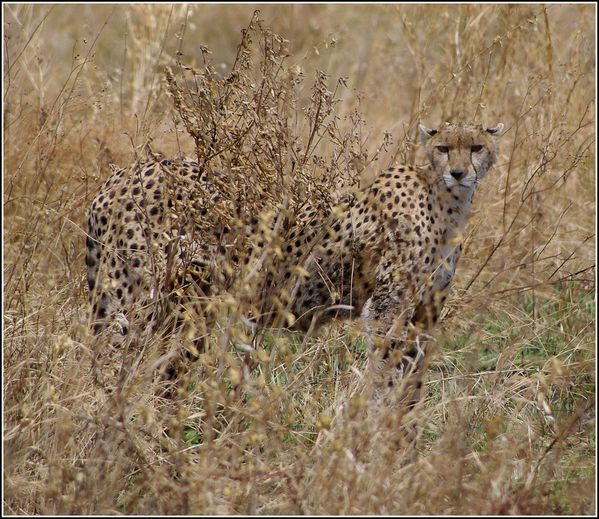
[86,122,504,399]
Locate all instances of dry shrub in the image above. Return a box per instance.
[158,12,369,330]
[3,4,595,515]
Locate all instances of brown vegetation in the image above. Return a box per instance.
[3,4,595,515]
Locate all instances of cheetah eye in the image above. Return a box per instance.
[436,146,449,154]
[471,145,483,152]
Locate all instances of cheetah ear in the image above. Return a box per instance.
[418,124,438,144]
[486,123,505,137]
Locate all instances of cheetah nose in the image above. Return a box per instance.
[450,169,465,181]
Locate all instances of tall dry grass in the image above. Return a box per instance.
[3,4,595,515]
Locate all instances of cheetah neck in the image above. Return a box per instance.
[426,166,476,228]
[427,168,477,260]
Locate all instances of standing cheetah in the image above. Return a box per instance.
[86,122,504,400]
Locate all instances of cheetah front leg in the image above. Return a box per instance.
[361,260,429,411]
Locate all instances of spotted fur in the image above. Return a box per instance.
[87,122,504,399]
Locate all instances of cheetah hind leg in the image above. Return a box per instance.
[152,256,214,387]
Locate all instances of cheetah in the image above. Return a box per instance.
[86,122,504,401]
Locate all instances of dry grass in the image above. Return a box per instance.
[3,4,595,515]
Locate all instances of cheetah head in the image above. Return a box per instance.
[418,122,504,189]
